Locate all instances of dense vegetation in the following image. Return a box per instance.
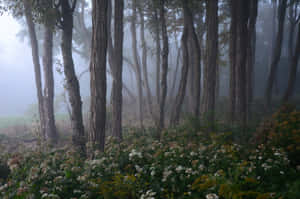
[0,105,299,199]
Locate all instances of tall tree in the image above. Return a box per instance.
[60,0,86,154]
[202,0,218,129]
[158,0,169,134]
[235,1,249,132]
[23,0,46,140]
[246,0,258,120]
[111,0,124,141]
[265,0,287,107]
[170,0,190,126]
[130,0,144,128]
[90,0,108,151]
[283,21,300,102]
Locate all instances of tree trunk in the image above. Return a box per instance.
[130,0,144,128]
[282,22,300,102]
[111,0,124,141]
[61,0,86,154]
[170,1,189,126]
[236,1,249,132]
[90,0,108,151]
[138,5,157,124]
[202,0,218,129]
[24,0,45,140]
[265,0,287,107]
[43,24,58,144]
[246,0,258,121]
[154,9,161,105]
[158,0,169,134]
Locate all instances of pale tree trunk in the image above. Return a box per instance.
[43,24,58,144]
[246,0,258,121]
[130,0,144,128]
[265,0,287,107]
[229,0,237,123]
[90,0,108,151]
[138,5,157,124]
[170,0,189,126]
[155,9,161,105]
[110,0,124,141]
[202,0,218,129]
[24,0,45,140]
[236,1,249,132]
[282,22,300,102]
[158,0,169,134]
[61,0,86,154]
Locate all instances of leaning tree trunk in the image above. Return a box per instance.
[202,0,218,130]
[229,0,237,123]
[158,0,169,134]
[111,0,124,141]
[24,0,45,139]
[61,0,86,154]
[282,22,300,102]
[43,24,58,144]
[246,0,258,121]
[265,0,287,108]
[170,1,189,126]
[90,0,108,151]
[236,1,249,133]
[130,0,144,128]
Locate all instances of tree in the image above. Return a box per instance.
[158,0,169,134]
[60,0,86,154]
[265,0,287,107]
[111,0,124,141]
[90,0,108,151]
[202,0,218,129]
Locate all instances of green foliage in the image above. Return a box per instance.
[0,124,299,199]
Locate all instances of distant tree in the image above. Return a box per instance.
[265,0,287,107]
[90,0,108,151]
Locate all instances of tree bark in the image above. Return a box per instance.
[170,1,189,126]
[246,0,258,121]
[282,22,300,102]
[130,0,144,128]
[265,0,287,107]
[158,0,169,133]
[61,0,86,154]
[154,9,161,105]
[24,0,45,140]
[43,24,58,144]
[229,0,237,124]
[111,0,124,141]
[90,0,108,151]
[202,0,218,129]
[236,1,249,132]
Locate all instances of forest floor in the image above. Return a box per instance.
[0,104,299,199]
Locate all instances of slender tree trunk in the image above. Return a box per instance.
[236,1,249,132]
[202,0,218,129]
[246,0,258,121]
[265,0,287,107]
[170,1,189,126]
[170,46,181,101]
[159,0,169,133]
[43,24,58,144]
[24,0,45,140]
[154,10,161,105]
[229,0,237,124]
[130,0,144,128]
[111,0,124,141]
[187,3,201,117]
[283,22,300,102]
[138,5,157,124]
[61,0,86,154]
[90,0,108,151]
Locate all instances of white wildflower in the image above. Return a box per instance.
[206,193,219,199]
